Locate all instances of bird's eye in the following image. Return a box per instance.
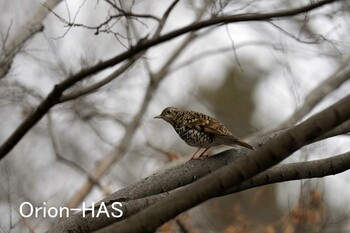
[166,110,171,114]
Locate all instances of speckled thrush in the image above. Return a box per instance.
[154,107,254,160]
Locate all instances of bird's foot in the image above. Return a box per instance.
[189,156,206,161]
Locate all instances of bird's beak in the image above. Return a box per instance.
[154,115,163,119]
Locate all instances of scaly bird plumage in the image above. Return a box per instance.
[154,107,254,160]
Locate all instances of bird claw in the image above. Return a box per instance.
[189,153,208,161]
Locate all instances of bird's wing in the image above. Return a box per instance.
[184,113,255,150]
[186,117,231,136]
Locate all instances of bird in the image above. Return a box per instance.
[154,107,254,160]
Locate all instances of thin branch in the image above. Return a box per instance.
[137,0,181,77]
[47,113,103,188]
[59,0,175,102]
[0,0,62,79]
[45,0,88,40]
[170,41,274,73]
[317,119,350,140]
[267,21,325,44]
[153,0,180,37]
[92,111,127,128]
[0,79,44,102]
[120,1,133,49]
[223,150,350,196]
[279,56,350,128]
[59,53,142,102]
[73,108,117,146]
[5,161,13,230]
[225,24,243,72]
[0,20,13,58]
[57,1,159,36]
[103,0,160,21]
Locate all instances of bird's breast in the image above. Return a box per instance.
[173,124,214,147]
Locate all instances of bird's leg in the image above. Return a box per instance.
[189,147,202,160]
[197,148,210,158]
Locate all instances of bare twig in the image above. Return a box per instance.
[104,0,160,21]
[44,0,88,39]
[225,24,244,72]
[153,0,180,37]
[53,0,159,37]
[0,0,62,79]
[70,104,117,146]
[0,79,43,102]
[0,20,13,59]
[279,56,350,128]
[5,161,13,230]
[59,0,180,103]
[60,54,142,102]
[47,113,103,188]
[267,21,326,44]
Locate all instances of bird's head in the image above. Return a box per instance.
[154,107,179,124]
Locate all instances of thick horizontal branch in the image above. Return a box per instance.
[97,150,350,233]
[49,149,350,233]
[0,0,338,160]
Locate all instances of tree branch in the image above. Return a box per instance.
[96,150,350,233]
[59,54,143,102]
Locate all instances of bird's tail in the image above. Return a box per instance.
[234,138,255,150]
[218,135,255,150]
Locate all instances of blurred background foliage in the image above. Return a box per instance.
[0,0,349,232]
